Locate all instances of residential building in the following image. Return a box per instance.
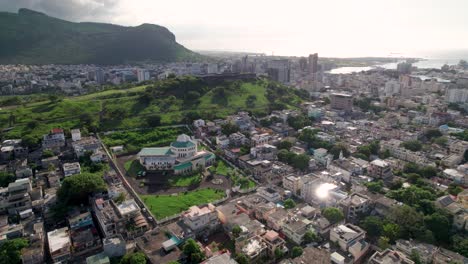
[282,214,313,244]
[182,204,220,236]
[240,235,267,262]
[395,240,437,264]
[283,175,302,195]
[92,198,148,238]
[47,227,71,263]
[0,178,32,215]
[339,193,371,221]
[261,230,287,257]
[72,136,101,157]
[71,129,81,142]
[68,211,102,256]
[330,224,369,261]
[368,249,414,264]
[368,159,392,179]
[42,128,65,149]
[63,162,81,177]
[137,69,150,82]
[330,93,353,111]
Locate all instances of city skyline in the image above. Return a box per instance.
[1,0,468,58]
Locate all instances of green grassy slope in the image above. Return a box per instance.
[0,8,199,64]
[0,77,305,143]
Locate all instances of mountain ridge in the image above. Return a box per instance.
[0,8,200,64]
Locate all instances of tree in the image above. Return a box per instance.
[277,140,293,150]
[120,252,147,264]
[0,171,16,187]
[284,198,296,209]
[361,216,383,238]
[277,149,295,164]
[382,223,400,243]
[330,143,350,159]
[0,238,28,264]
[401,140,423,152]
[114,192,126,204]
[425,129,442,140]
[365,181,383,193]
[424,212,450,243]
[291,246,303,258]
[291,154,310,171]
[42,149,54,158]
[322,207,344,224]
[452,235,468,258]
[235,253,249,264]
[378,236,390,250]
[48,94,62,103]
[274,247,284,259]
[387,186,436,207]
[388,205,424,239]
[410,249,422,264]
[459,60,468,69]
[232,225,242,238]
[57,173,107,205]
[146,115,161,127]
[221,123,239,136]
[434,137,448,146]
[448,184,464,196]
[420,166,438,178]
[303,230,320,244]
[183,239,204,263]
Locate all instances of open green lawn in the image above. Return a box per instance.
[212,160,233,176]
[101,126,190,153]
[0,77,303,143]
[73,85,148,101]
[124,159,144,177]
[168,172,202,187]
[209,160,256,190]
[141,188,225,219]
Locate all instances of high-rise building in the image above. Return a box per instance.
[397,62,412,74]
[299,57,308,72]
[308,53,318,74]
[267,59,290,84]
[95,69,105,84]
[137,69,150,82]
[207,63,219,74]
[330,93,353,111]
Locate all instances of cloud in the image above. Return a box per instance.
[0,0,121,22]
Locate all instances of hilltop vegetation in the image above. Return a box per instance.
[0,76,306,146]
[0,8,198,64]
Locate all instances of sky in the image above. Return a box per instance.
[1,0,468,58]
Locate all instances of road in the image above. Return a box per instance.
[97,134,157,229]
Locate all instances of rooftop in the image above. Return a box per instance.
[138,147,173,156]
[47,227,70,253]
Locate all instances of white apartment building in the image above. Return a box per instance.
[182,204,219,235]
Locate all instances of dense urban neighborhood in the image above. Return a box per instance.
[1,52,468,264]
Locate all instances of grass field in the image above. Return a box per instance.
[212,160,233,176]
[141,188,225,219]
[168,172,202,187]
[209,160,255,190]
[0,77,303,143]
[124,159,145,177]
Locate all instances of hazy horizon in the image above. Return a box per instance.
[1,0,468,58]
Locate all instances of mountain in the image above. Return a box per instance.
[0,8,199,64]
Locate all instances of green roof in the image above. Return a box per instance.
[138,147,173,156]
[205,153,215,161]
[174,162,193,171]
[171,141,195,148]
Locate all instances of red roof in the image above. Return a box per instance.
[51,128,64,134]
